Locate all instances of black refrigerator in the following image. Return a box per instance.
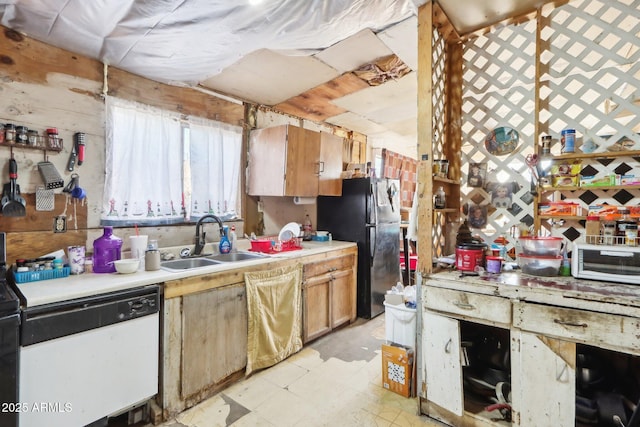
[317,177,401,319]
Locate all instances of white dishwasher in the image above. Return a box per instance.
[18,285,160,427]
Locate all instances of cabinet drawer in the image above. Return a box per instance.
[423,286,511,325]
[513,301,640,355]
[303,255,355,279]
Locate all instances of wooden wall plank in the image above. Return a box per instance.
[1,193,88,262]
[0,28,103,85]
[417,3,434,274]
[274,73,370,122]
[107,67,245,126]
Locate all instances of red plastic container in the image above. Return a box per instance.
[250,239,274,253]
[399,254,418,270]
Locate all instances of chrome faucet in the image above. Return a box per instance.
[194,214,224,256]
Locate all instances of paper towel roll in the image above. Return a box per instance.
[293,196,316,205]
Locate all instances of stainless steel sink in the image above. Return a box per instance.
[161,257,221,271]
[206,251,266,262]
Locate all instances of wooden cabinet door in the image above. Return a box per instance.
[284,125,320,196]
[423,311,464,417]
[330,269,352,328]
[302,274,331,343]
[181,283,247,399]
[247,125,288,196]
[511,331,575,427]
[318,132,343,196]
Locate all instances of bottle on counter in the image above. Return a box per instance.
[303,214,313,240]
[230,225,238,253]
[559,243,571,276]
[93,226,123,273]
[219,226,231,254]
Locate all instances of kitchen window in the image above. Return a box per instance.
[102,97,242,226]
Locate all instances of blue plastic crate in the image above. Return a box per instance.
[13,267,71,283]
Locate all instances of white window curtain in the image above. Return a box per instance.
[189,117,242,219]
[103,96,242,225]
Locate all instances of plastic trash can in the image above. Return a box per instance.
[384,301,417,348]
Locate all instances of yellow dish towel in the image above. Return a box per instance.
[244,263,303,375]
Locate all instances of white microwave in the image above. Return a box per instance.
[572,242,640,285]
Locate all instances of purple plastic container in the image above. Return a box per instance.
[92,226,123,273]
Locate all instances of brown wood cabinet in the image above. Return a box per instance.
[247,124,343,197]
[301,252,356,343]
[318,131,343,196]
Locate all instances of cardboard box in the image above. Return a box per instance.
[381,344,414,397]
[538,202,580,216]
[588,204,619,217]
[579,175,616,187]
[621,174,640,185]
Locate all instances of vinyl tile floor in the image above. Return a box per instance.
[148,313,448,427]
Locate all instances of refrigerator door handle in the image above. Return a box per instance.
[369,182,378,226]
[368,224,376,263]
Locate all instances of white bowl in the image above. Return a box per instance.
[114,259,139,274]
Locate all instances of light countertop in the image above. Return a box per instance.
[13,240,356,308]
[427,269,640,316]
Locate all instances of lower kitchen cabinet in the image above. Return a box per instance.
[160,276,248,419]
[302,252,356,343]
[158,243,358,421]
[181,282,247,401]
[420,273,640,427]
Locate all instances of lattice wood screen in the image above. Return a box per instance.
[432,26,447,257]
[459,0,640,252]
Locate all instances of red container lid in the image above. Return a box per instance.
[586,215,600,221]
[486,256,503,261]
[46,128,58,135]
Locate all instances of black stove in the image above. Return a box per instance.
[0,274,19,316]
[0,264,20,427]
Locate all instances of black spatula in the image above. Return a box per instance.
[1,158,27,217]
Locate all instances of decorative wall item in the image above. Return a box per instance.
[381,149,417,209]
[484,127,519,156]
[467,204,487,229]
[490,183,514,209]
[467,163,487,188]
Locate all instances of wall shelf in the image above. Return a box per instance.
[540,184,640,192]
[539,214,587,221]
[541,150,640,161]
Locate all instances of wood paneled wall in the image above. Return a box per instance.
[0,26,244,262]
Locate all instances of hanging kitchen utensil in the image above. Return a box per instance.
[66,139,77,171]
[63,173,79,193]
[38,161,64,189]
[75,132,86,166]
[35,185,55,211]
[1,158,27,217]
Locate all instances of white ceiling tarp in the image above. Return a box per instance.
[1,0,423,86]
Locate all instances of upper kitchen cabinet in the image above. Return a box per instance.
[318,131,343,196]
[247,124,343,197]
